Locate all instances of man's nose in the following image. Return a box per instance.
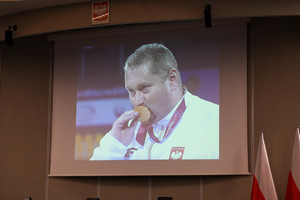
[133,91,144,107]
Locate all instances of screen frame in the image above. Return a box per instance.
[48,20,250,176]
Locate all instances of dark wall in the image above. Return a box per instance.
[0,35,50,199]
[0,17,300,200]
[252,17,300,199]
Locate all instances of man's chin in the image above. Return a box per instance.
[148,114,156,124]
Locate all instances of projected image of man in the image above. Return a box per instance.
[90,43,219,160]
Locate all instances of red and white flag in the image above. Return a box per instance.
[251,132,278,200]
[285,128,300,200]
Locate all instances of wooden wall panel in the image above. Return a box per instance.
[100,176,148,200]
[152,176,201,200]
[48,177,99,200]
[203,175,251,200]
[252,17,300,199]
[0,35,51,200]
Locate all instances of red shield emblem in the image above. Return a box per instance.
[169,147,185,160]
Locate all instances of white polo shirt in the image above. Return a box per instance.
[90,90,219,160]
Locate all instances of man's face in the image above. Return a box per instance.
[125,63,172,123]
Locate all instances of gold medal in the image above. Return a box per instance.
[133,106,150,122]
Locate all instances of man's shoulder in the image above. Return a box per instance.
[186,91,219,110]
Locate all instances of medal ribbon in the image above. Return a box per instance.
[136,98,186,146]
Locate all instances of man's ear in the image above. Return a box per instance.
[168,68,179,89]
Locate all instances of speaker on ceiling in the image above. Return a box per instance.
[5,25,17,46]
[204,4,212,28]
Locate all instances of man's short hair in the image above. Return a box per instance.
[124,43,178,80]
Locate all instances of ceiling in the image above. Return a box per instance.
[1,0,300,22]
[0,0,90,17]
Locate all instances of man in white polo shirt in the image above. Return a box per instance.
[90,43,219,160]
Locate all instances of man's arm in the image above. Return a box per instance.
[90,110,139,160]
[90,132,130,160]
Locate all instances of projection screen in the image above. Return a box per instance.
[49,20,249,176]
